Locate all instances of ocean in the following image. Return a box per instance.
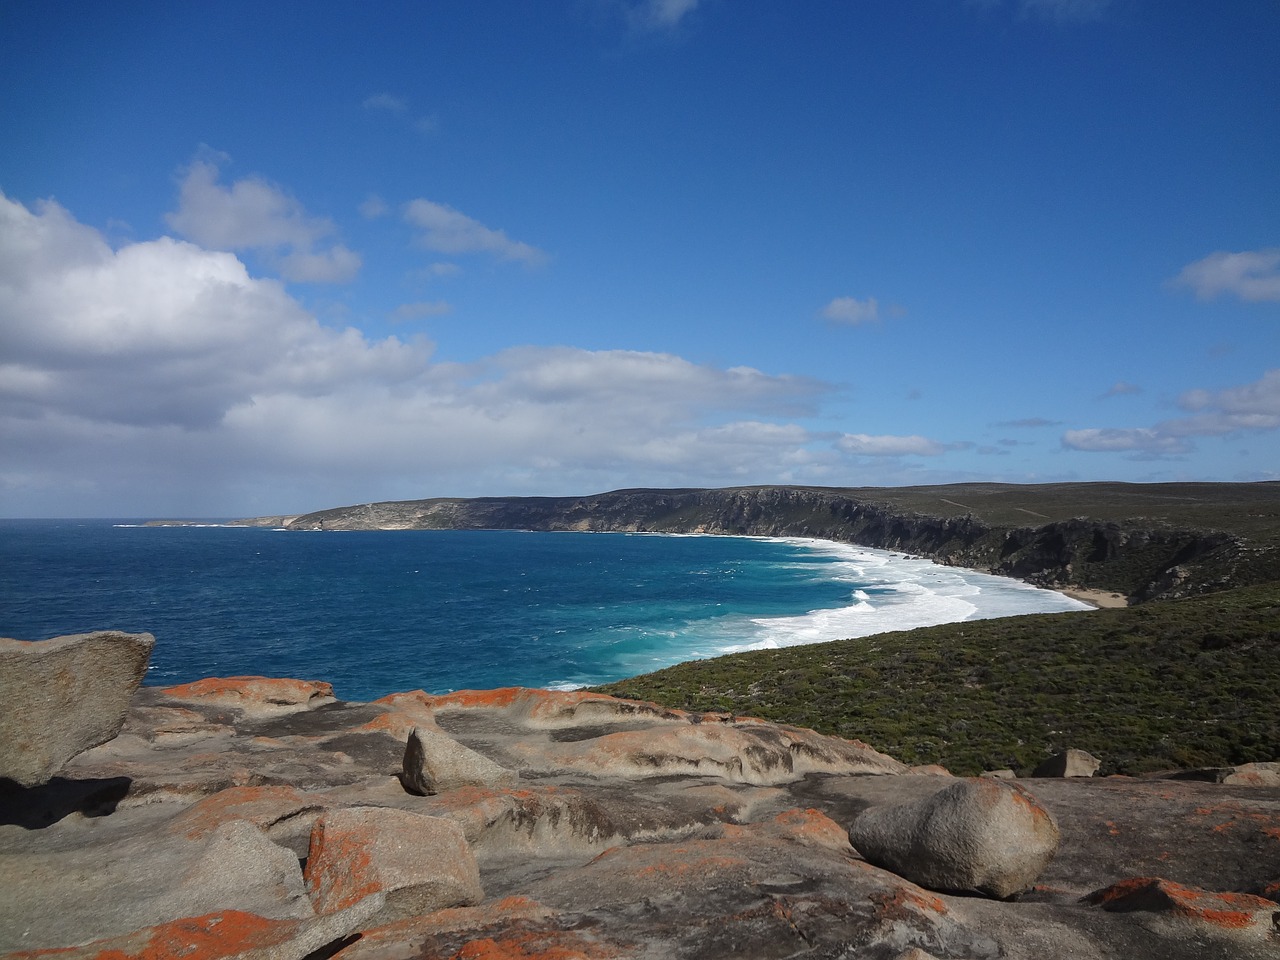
[0,520,1090,702]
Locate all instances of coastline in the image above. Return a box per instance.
[1059,587,1130,609]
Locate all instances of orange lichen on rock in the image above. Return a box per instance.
[330,897,558,959]
[766,808,852,851]
[1084,877,1278,932]
[161,676,335,714]
[429,688,529,712]
[869,885,950,921]
[3,910,291,959]
[305,812,380,913]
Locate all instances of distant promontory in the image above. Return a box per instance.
[225,481,1280,603]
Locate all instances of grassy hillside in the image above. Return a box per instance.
[595,581,1280,776]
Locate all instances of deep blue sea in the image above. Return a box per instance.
[0,520,1089,702]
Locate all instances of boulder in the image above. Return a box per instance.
[848,778,1060,899]
[0,631,154,787]
[1032,748,1101,778]
[304,806,483,923]
[1222,762,1280,787]
[400,725,517,796]
[0,819,314,951]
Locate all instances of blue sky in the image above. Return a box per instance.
[1,0,1277,517]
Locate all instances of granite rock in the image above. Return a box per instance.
[0,631,154,787]
[848,777,1061,898]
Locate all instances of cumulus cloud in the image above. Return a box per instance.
[1173,248,1280,303]
[165,157,361,283]
[0,193,420,430]
[821,296,880,326]
[1,190,876,515]
[404,199,547,266]
[1062,369,1280,457]
[836,433,949,457]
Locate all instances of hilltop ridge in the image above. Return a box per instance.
[241,481,1280,602]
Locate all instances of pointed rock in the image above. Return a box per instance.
[400,726,516,796]
[401,726,437,796]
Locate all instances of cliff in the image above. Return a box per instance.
[278,482,1280,602]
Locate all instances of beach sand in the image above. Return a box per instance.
[1061,587,1129,609]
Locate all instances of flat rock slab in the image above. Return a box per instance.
[1,682,1278,959]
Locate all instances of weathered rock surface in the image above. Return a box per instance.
[1033,748,1102,778]
[1084,876,1280,942]
[161,675,336,718]
[847,777,1061,898]
[2,681,1278,959]
[305,806,483,923]
[0,631,154,787]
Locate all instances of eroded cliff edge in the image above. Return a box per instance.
[269,481,1280,602]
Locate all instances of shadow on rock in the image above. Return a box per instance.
[0,775,132,828]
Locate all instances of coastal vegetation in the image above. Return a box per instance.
[246,481,1280,775]
[596,581,1280,776]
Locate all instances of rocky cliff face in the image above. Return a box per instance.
[284,486,1263,602]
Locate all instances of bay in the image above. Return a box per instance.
[0,520,1089,701]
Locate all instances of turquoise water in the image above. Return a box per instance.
[0,520,1088,701]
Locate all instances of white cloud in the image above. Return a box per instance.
[821,296,880,326]
[3,190,887,515]
[1164,370,1280,436]
[1173,248,1280,303]
[836,433,948,457]
[1062,369,1280,456]
[0,192,420,430]
[404,199,547,266]
[1061,428,1190,455]
[165,157,361,283]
